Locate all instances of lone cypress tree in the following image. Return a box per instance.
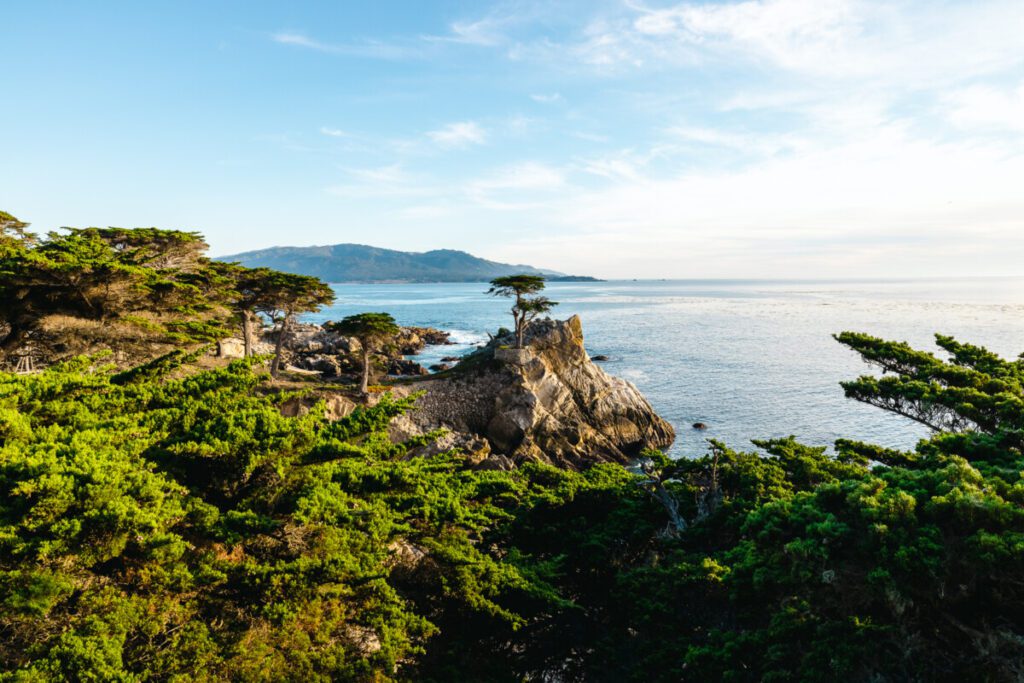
[331,312,400,394]
[487,275,557,349]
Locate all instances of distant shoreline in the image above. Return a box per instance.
[324,275,604,284]
[322,275,1024,285]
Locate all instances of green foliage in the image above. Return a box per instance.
[0,223,231,360]
[244,268,335,323]
[0,357,625,681]
[231,268,334,377]
[0,216,334,375]
[329,312,401,341]
[0,211,35,250]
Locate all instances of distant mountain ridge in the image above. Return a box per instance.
[216,244,598,283]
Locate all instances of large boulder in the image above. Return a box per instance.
[389,358,429,376]
[298,354,344,378]
[391,316,674,469]
[217,336,274,358]
[217,337,246,359]
[279,393,357,420]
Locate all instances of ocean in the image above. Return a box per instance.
[306,278,1024,457]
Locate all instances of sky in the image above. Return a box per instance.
[2,0,1023,279]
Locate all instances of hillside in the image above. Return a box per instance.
[216,243,598,283]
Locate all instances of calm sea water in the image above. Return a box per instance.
[306,279,1024,457]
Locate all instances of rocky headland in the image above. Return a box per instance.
[227,315,674,470]
[389,315,674,469]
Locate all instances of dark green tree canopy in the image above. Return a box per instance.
[0,225,230,358]
[0,211,35,249]
[330,311,400,342]
[488,274,547,298]
[249,269,335,322]
[0,215,333,368]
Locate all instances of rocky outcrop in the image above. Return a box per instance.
[389,316,674,469]
[223,322,449,379]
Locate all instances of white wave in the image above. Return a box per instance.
[444,328,489,345]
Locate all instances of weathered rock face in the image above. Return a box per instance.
[391,316,674,469]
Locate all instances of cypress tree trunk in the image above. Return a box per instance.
[360,346,370,394]
[514,292,524,348]
[241,311,254,357]
[271,315,290,378]
[0,322,26,355]
[514,308,524,348]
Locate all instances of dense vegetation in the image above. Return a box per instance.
[0,213,332,369]
[3,335,1022,681]
[2,219,1022,680]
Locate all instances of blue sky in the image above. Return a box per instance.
[2,1,1022,278]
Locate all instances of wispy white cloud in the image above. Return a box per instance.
[505,114,541,136]
[465,161,566,210]
[572,131,611,143]
[319,127,349,138]
[427,121,488,147]
[422,4,545,46]
[628,0,861,72]
[501,0,1024,85]
[272,32,331,50]
[428,17,508,46]
[530,92,563,103]
[664,124,808,157]
[270,31,417,60]
[579,157,645,182]
[664,125,752,150]
[344,164,409,184]
[473,161,565,190]
[327,164,437,199]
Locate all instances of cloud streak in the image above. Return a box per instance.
[270,31,418,60]
[427,121,488,147]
